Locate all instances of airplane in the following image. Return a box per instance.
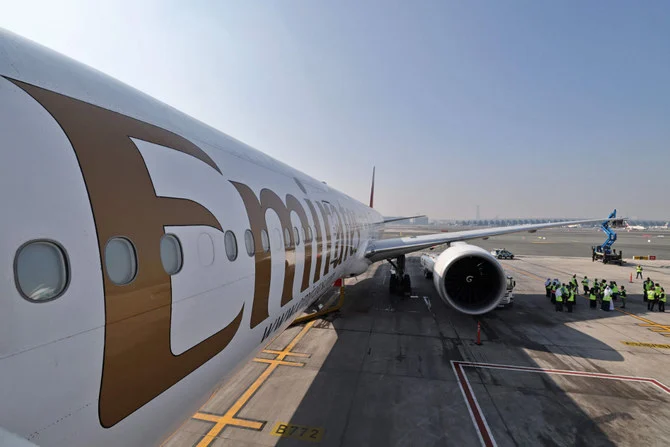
[625,223,646,231]
[0,28,613,446]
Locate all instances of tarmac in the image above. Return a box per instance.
[385,226,670,260]
[164,229,670,447]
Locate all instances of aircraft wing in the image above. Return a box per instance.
[365,217,611,263]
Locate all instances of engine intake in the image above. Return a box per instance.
[428,243,506,315]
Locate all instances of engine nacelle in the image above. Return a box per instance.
[428,243,507,315]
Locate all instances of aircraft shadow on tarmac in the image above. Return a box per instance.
[273,257,652,447]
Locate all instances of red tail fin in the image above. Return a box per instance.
[369,166,375,208]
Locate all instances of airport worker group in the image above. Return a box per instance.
[548,276,630,312]
[643,277,666,312]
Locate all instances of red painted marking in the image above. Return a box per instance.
[453,363,495,447]
[454,361,670,394]
[452,361,670,447]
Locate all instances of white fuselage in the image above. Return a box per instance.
[0,29,382,446]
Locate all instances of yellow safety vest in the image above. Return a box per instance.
[661,293,667,303]
[647,289,656,300]
[589,293,596,301]
[637,266,642,273]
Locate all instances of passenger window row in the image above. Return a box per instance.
[14,223,357,302]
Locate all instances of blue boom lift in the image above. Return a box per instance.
[591,209,623,265]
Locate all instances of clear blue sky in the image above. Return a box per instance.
[2,1,669,219]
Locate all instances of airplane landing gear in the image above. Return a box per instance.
[388,255,411,295]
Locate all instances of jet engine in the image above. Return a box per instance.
[420,243,506,315]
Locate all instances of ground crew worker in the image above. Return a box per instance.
[602,286,612,311]
[550,281,558,304]
[659,288,666,313]
[589,288,598,309]
[643,278,652,301]
[555,284,564,311]
[571,274,578,290]
[636,265,643,279]
[611,282,619,301]
[619,286,627,309]
[650,284,662,311]
[566,286,575,313]
[582,276,589,295]
[647,286,657,310]
[545,278,551,297]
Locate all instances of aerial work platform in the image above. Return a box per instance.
[592,209,624,265]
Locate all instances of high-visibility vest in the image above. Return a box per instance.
[603,293,612,302]
[620,290,627,299]
[568,291,575,302]
[612,286,619,294]
[589,292,596,301]
[556,294,563,303]
[637,266,642,273]
[647,289,656,301]
[661,293,667,303]
[582,278,589,286]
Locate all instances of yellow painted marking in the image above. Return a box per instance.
[192,320,316,447]
[503,264,545,281]
[271,422,325,442]
[253,358,305,367]
[621,341,670,349]
[263,349,311,358]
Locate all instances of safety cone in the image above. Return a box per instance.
[629,273,633,283]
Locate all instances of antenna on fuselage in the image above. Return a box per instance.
[369,166,375,208]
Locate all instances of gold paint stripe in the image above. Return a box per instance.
[193,320,316,447]
[263,349,310,358]
[621,341,670,349]
[193,413,222,423]
[253,358,305,367]
[502,264,545,282]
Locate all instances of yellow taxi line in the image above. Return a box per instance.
[191,320,316,447]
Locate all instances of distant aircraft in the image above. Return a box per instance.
[625,223,646,231]
[0,28,612,446]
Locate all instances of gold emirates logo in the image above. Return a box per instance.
[7,78,360,428]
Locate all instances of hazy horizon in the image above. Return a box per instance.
[2,1,669,219]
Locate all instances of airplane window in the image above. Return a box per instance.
[105,237,137,285]
[293,227,300,246]
[284,228,291,248]
[244,230,255,257]
[261,229,270,252]
[224,231,238,261]
[197,233,215,266]
[160,234,183,275]
[15,240,69,302]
